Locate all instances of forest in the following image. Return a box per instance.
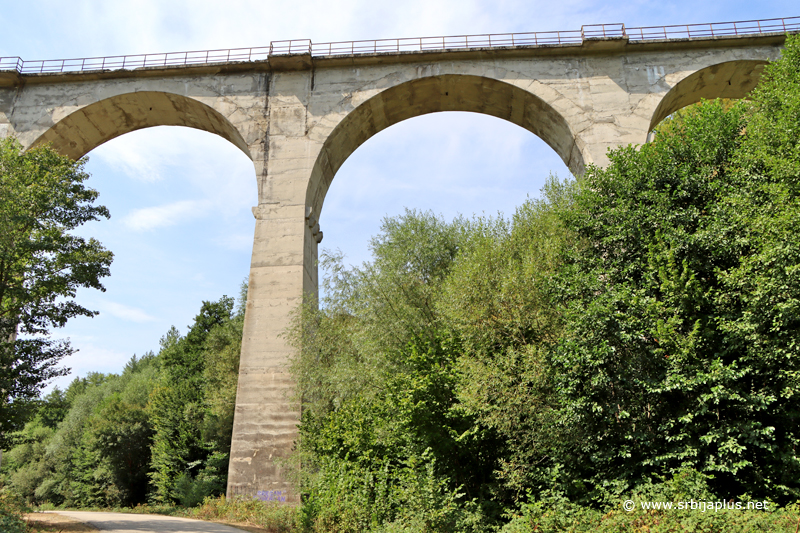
[3,35,800,533]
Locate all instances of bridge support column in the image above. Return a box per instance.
[227,69,319,503]
[226,204,306,502]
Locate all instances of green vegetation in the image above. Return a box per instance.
[0,287,245,508]
[286,36,800,532]
[3,33,800,533]
[0,138,113,445]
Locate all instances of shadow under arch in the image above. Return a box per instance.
[649,60,768,132]
[306,74,584,214]
[32,91,251,160]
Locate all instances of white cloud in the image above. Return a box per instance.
[122,199,210,231]
[96,301,157,323]
[44,343,132,392]
[91,130,169,182]
[214,233,255,252]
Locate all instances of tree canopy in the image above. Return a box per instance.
[0,138,112,445]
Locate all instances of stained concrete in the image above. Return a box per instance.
[0,33,788,502]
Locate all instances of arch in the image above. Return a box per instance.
[306,74,584,215]
[32,91,251,160]
[649,60,768,131]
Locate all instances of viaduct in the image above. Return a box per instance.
[1,17,798,502]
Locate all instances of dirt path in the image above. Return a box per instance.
[25,513,98,532]
[39,511,253,533]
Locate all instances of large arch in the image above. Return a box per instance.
[649,60,768,131]
[32,91,251,160]
[306,74,584,215]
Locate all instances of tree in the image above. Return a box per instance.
[0,137,112,446]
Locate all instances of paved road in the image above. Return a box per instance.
[47,511,250,533]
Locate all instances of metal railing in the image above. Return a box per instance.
[1,16,797,75]
[626,17,799,40]
[581,23,626,39]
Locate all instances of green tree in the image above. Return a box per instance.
[290,210,498,530]
[148,295,239,504]
[0,138,112,445]
[548,99,751,501]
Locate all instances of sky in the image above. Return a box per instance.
[0,0,796,390]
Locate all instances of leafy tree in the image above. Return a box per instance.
[547,99,752,501]
[290,210,499,530]
[438,178,576,501]
[149,295,240,503]
[0,138,112,445]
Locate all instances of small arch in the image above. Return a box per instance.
[32,91,251,160]
[306,74,584,215]
[649,60,768,131]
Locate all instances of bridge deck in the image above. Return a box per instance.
[1,16,798,76]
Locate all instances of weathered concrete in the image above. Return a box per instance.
[0,33,788,502]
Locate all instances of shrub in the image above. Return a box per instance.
[0,486,29,533]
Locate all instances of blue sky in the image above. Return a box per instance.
[0,1,795,390]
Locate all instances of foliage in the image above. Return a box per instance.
[438,178,575,501]
[285,35,800,531]
[148,289,243,504]
[192,495,299,533]
[0,485,28,533]
[1,286,245,509]
[288,210,501,531]
[531,39,800,503]
[0,138,112,443]
[503,476,800,533]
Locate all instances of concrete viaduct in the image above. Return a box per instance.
[1,17,797,502]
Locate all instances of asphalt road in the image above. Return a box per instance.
[47,511,250,533]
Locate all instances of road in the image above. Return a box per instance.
[46,511,251,533]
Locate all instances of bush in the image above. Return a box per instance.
[0,486,29,533]
[192,495,299,532]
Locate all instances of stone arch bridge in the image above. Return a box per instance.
[1,17,797,501]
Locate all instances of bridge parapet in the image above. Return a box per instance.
[1,16,797,75]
